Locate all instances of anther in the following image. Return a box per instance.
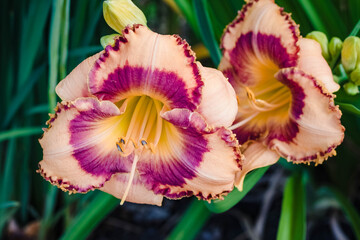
[116,142,124,153]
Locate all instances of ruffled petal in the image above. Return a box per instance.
[221,0,299,56]
[235,142,279,191]
[220,0,299,89]
[298,38,339,93]
[269,68,344,164]
[89,24,203,111]
[197,63,238,128]
[38,98,133,193]
[100,172,163,206]
[137,109,242,200]
[55,52,102,101]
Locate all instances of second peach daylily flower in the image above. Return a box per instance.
[219,0,345,189]
[38,25,242,205]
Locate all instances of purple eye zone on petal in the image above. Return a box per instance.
[276,69,306,120]
[93,65,197,111]
[228,32,297,83]
[70,108,131,177]
[139,127,209,190]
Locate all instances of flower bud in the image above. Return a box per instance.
[332,75,340,84]
[350,67,360,86]
[344,82,359,95]
[341,36,360,72]
[329,37,343,60]
[100,34,120,48]
[103,0,147,33]
[306,31,330,60]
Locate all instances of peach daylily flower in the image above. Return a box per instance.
[219,0,344,189]
[38,25,242,205]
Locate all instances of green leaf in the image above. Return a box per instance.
[207,0,238,40]
[349,19,360,37]
[0,138,17,235]
[337,103,360,116]
[48,0,65,111]
[173,0,200,38]
[39,186,58,240]
[276,173,306,240]
[18,0,51,87]
[310,0,347,38]
[69,46,103,58]
[298,0,327,34]
[335,88,360,116]
[59,0,70,80]
[71,0,88,48]
[348,0,360,27]
[228,0,245,11]
[2,64,46,129]
[0,203,19,235]
[60,192,119,240]
[0,201,20,210]
[193,0,222,66]
[166,199,211,240]
[325,187,360,240]
[205,166,269,213]
[0,127,43,142]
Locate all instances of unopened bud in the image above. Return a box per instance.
[100,34,120,48]
[341,36,360,72]
[103,0,147,33]
[333,75,340,84]
[344,82,359,95]
[350,67,360,85]
[306,31,330,60]
[329,37,343,60]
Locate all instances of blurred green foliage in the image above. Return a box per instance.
[0,0,359,239]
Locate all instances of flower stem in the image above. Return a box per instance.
[167,199,212,240]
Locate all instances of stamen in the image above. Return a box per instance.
[265,87,289,103]
[153,100,163,147]
[137,100,154,140]
[120,153,140,205]
[124,96,147,143]
[229,112,259,130]
[253,82,283,96]
[245,87,290,112]
[141,104,157,143]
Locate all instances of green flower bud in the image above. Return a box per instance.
[333,75,340,84]
[306,31,330,60]
[350,67,360,86]
[344,82,359,95]
[100,34,120,48]
[103,0,147,34]
[329,37,343,60]
[341,36,360,72]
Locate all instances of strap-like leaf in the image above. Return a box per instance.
[205,166,269,213]
[193,0,222,66]
[60,192,119,240]
[276,173,306,240]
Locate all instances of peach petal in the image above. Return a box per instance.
[197,63,238,128]
[56,52,103,101]
[298,38,339,93]
[235,142,279,191]
[100,172,163,206]
[271,68,344,164]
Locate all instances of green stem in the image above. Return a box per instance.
[167,199,212,240]
[349,19,360,37]
[60,193,119,240]
[205,166,270,213]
